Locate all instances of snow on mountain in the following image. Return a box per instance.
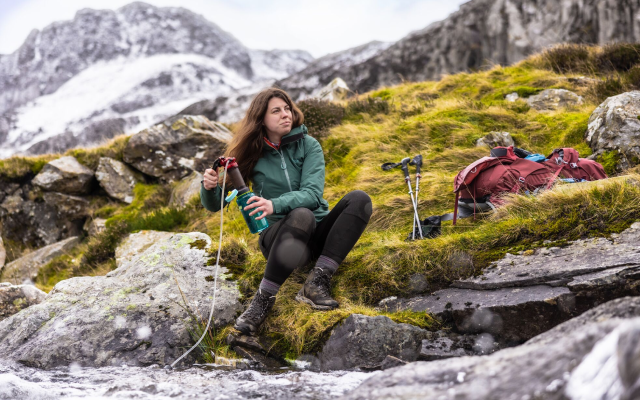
[0,2,313,158]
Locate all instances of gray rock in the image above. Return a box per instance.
[476,131,514,148]
[95,157,144,203]
[84,218,107,237]
[0,282,46,321]
[32,156,94,195]
[169,171,203,208]
[526,89,584,111]
[0,188,86,248]
[0,232,242,368]
[380,355,408,370]
[115,230,175,268]
[341,297,640,400]
[315,78,350,102]
[586,91,640,171]
[42,192,91,218]
[407,273,429,295]
[383,285,574,343]
[315,314,427,371]
[0,236,80,284]
[505,92,519,102]
[455,223,640,290]
[418,331,478,361]
[123,115,232,182]
[0,236,5,269]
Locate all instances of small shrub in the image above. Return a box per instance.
[344,96,391,120]
[625,65,640,89]
[591,77,626,102]
[542,44,593,74]
[296,99,345,140]
[80,220,130,271]
[597,43,640,72]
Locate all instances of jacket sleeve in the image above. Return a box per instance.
[270,137,325,214]
[200,183,229,212]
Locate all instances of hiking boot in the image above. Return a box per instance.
[295,267,339,310]
[234,289,276,336]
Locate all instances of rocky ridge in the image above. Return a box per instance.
[0,2,312,157]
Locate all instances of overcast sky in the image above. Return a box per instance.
[0,0,469,58]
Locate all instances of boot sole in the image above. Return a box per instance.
[295,291,338,311]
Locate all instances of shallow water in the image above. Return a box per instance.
[0,360,374,400]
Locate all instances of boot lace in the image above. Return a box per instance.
[243,291,274,322]
[310,269,332,298]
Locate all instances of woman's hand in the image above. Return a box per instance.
[202,168,219,190]
[244,196,274,220]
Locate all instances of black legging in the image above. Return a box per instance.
[258,190,372,285]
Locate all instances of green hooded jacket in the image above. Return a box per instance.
[200,124,330,225]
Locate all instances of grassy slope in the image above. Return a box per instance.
[3,47,640,360]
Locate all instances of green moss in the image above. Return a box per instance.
[598,150,621,175]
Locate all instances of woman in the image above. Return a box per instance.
[201,88,372,336]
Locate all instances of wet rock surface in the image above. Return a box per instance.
[123,115,232,182]
[31,156,94,195]
[315,314,428,371]
[342,297,640,400]
[0,236,80,284]
[586,90,640,171]
[95,157,144,203]
[0,282,46,321]
[384,223,640,344]
[0,232,242,368]
[526,89,584,111]
[169,171,203,208]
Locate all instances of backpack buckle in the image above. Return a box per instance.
[570,163,578,169]
[519,177,525,183]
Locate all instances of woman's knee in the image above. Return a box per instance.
[284,207,316,233]
[345,190,373,220]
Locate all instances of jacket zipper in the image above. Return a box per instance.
[277,148,293,192]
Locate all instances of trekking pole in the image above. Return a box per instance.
[410,155,423,239]
[400,157,424,240]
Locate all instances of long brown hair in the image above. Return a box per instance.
[226,88,304,184]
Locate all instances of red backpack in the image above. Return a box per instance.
[449,146,607,224]
[542,148,608,183]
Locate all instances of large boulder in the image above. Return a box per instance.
[95,157,144,203]
[315,314,428,371]
[0,236,80,284]
[169,171,203,208]
[0,232,242,368]
[123,115,232,182]
[0,282,46,321]
[383,222,640,343]
[341,297,640,400]
[586,91,640,171]
[526,89,584,111]
[31,156,94,195]
[115,230,175,268]
[0,186,87,247]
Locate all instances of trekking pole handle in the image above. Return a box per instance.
[400,157,411,180]
[410,155,423,175]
